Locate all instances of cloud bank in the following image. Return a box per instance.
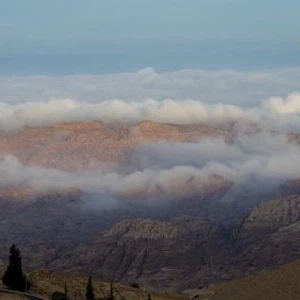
[1,94,300,131]
[1,68,300,207]
[1,68,300,131]
[2,68,300,105]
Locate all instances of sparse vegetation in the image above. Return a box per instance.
[51,291,67,300]
[130,282,140,289]
[23,269,183,300]
[0,245,182,300]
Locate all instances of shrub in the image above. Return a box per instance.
[51,291,67,300]
[130,282,140,289]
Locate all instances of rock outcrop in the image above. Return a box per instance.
[48,217,229,290]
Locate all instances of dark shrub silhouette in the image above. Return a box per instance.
[51,291,67,300]
[130,282,140,289]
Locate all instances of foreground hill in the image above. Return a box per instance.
[0,269,182,300]
[187,258,300,300]
[3,258,300,300]
[28,269,183,300]
[0,293,33,300]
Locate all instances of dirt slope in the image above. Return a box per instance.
[28,269,184,300]
[187,258,300,300]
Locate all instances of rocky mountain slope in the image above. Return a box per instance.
[1,192,300,291]
[0,121,230,171]
[2,121,300,291]
[46,193,300,290]
[50,217,229,290]
[231,194,300,275]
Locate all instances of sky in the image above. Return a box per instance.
[0,0,300,74]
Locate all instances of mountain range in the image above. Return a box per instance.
[1,121,300,292]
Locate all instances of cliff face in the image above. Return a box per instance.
[230,194,300,275]
[46,217,229,290]
[238,195,300,235]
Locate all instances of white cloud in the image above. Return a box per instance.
[264,93,300,114]
[1,68,300,131]
[1,67,299,105]
[1,95,300,131]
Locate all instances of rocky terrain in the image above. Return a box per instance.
[0,121,230,171]
[1,121,300,291]
[1,192,300,291]
[50,217,229,290]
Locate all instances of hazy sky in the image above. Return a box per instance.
[1,0,300,74]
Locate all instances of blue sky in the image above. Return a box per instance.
[0,0,300,74]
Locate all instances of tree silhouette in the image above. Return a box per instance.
[85,276,95,300]
[107,281,114,300]
[2,244,31,292]
[51,291,67,300]
[64,282,68,300]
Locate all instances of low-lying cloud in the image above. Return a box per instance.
[1,133,300,206]
[1,94,300,131]
[1,67,300,131]
[2,68,300,105]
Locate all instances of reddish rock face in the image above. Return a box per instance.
[0,121,230,171]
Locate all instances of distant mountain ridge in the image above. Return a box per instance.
[0,121,230,171]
